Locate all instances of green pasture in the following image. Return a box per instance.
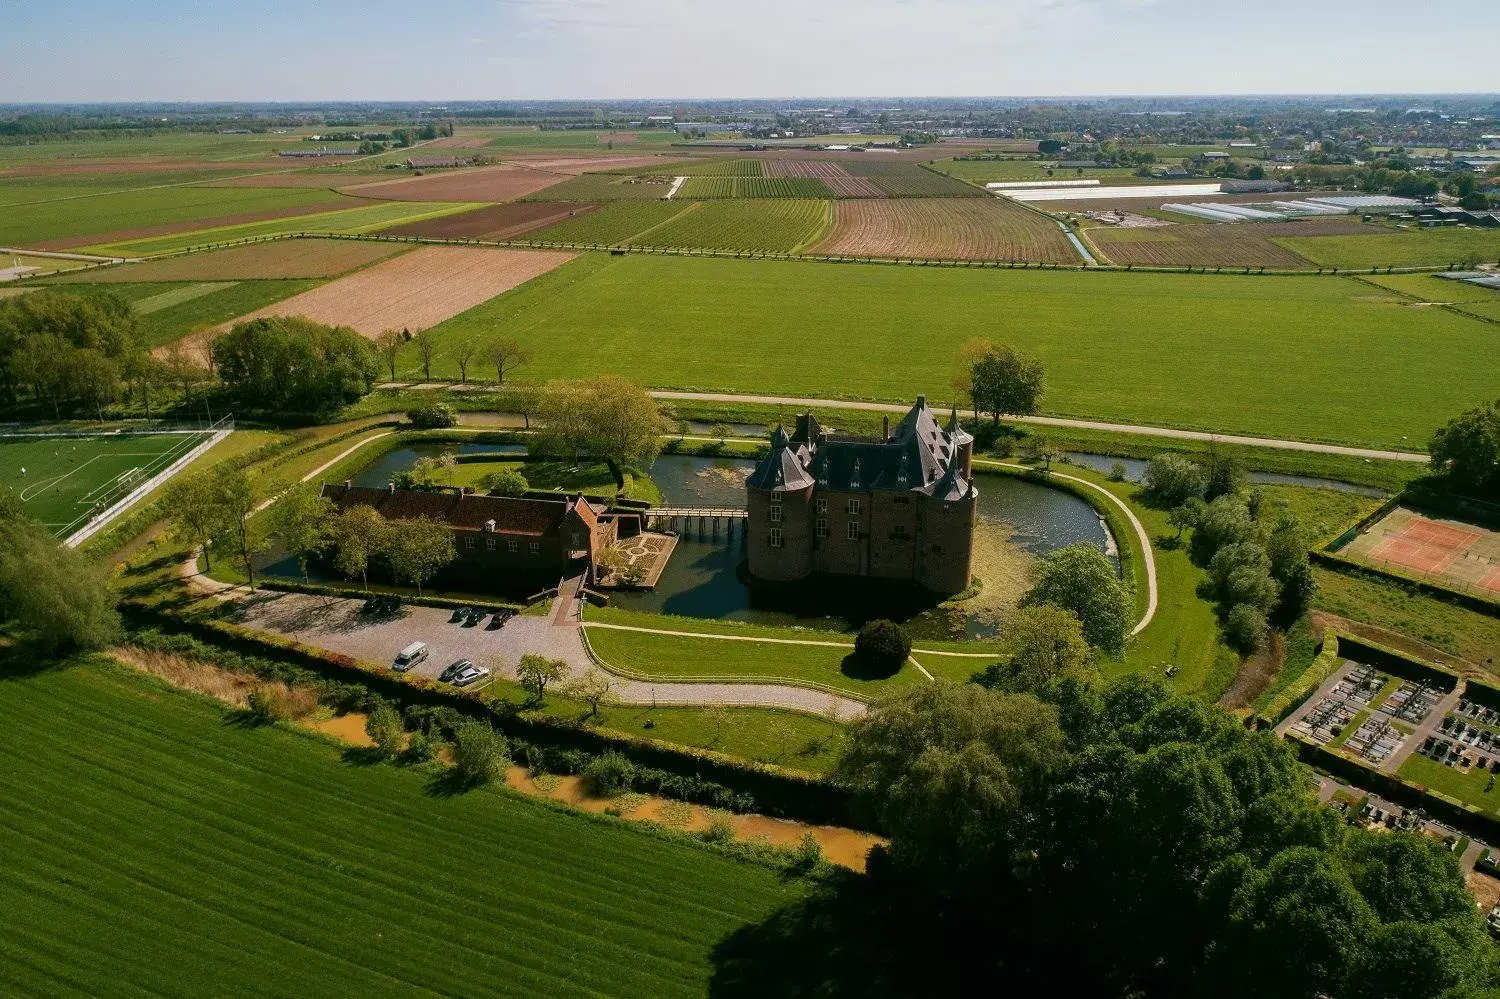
[406,253,1499,449]
[0,130,327,168]
[0,185,350,248]
[54,279,324,348]
[84,201,480,256]
[523,201,690,244]
[487,129,677,149]
[0,432,204,534]
[0,659,803,997]
[626,200,831,253]
[1278,227,1500,270]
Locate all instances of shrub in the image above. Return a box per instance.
[365,703,405,758]
[790,832,824,871]
[581,751,636,797]
[402,731,436,764]
[1143,454,1205,506]
[480,468,529,497]
[854,619,912,676]
[245,686,284,723]
[1224,603,1268,654]
[406,403,457,429]
[452,721,509,785]
[700,815,737,843]
[1108,460,1128,482]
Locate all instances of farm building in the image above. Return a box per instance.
[406,156,473,169]
[745,398,976,597]
[278,148,357,157]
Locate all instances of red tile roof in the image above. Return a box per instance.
[323,484,568,538]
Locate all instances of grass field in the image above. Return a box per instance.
[523,201,690,244]
[44,238,404,282]
[624,201,831,253]
[0,431,209,535]
[1,185,351,248]
[407,254,1499,448]
[1277,227,1500,270]
[83,201,481,257]
[58,279,324,348]
[1399,752,1500,817]
[813,198,1078,262]
[675,159,765,177]
[1312,569,1500,678]
[1085,222,1320,269]
[0,659,802,997]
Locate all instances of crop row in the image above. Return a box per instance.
[677,176,832,199]
[625,200,831,252]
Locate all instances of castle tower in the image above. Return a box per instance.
[946,405,974,478]
[916,450,977,596]
[746,426,816,582]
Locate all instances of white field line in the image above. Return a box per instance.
[665,176,687,199]
[251,431,395,514]
[908,656,935,681]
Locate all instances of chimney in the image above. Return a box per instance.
[882,415,890,439]
[388,483,395,493]
[915,394,926,409]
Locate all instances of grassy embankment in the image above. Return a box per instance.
[402,253,1498,450]
[0,657,807,996]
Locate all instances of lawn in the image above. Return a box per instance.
[1277,227,1500,270]
[0,431,210,535]
[1,185,350,248]
[405,254,1499,449]
[1399,752,1500,818]
[0,658,804,997]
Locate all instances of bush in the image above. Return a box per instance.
[402,731,436,764]
[1108,460,1128,482]
[1143,454,1205,506]
[365,703,405,758]
[854,619,912,676]
[790,831,823,871]
[451,721,509,785]
[245,686,284,723]
[406,403,457,429]
[700,815,737,843]
[1224,603,1268,654]
[581,751,636,797]
[480,468,529,497]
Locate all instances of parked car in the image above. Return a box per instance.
[465,609,486,627]
[393,642,428,672]
[453,664,491,687]
[450,606,472,623]
[362,595,399,617]
[440,659,474,682]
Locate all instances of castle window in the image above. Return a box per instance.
[466,536,476,549]
[815,518,828,539]
[932,544,944,555]
[529,542,541,556]
[815,498,827,515]
[847,521,860,541]
[892,524,908,539]
[846,498,861,516]
[769,505,783,524]
[770,528,784,549]
[485,537,496,551]
[507,539,519,553]
[894,496,910,506]
[896,454,909,487]
[849,458,861,489]
[817,461,828,487]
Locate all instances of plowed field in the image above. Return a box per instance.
[766,160,884,197]
[379,201,600,240]
[1086,218,1385,269]
[500,155,678,175]
[812,198,1078,262]
[340,165,566,202]
[26,198,355,250]
[159,246,574,353]
[46,239,404,282]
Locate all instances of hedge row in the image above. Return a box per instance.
[1335,634,1461,692]
[257,579,526,614]
[1257,628,1341,729]
[1310,548,1500,618]
[120,602,861,828]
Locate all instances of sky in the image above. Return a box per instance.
[3,0,1499,103]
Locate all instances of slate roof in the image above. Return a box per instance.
[322,483,570,537]
[749,397,973,498]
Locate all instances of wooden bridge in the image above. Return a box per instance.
[644,507,748,541]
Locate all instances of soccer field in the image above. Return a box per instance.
[0,432,208,536]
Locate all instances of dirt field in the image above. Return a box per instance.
[766,160,883,197]
[811,198,1078,262]
[1342,507,1500,598]
[379,202,601,240]
[164,246,575,351]
[338,165,567,203]
[30,200,353,250]
[1083,219,1379,269]
[500,155,678,175]
[45,238,404,282]
[200,173,351,189]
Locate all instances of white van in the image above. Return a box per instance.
[393,642,429,672]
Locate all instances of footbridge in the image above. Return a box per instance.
[644,506,748,541]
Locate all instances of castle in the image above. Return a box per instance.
[745,396,977,596]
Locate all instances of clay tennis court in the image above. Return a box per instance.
[1342,507,1500,595]
[156,246,574,355]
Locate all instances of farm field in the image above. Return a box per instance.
[812,198,1078,262]
[178,246,574,347]
[521,201,690,245]
[678,177,831,199]
[675,159,765,177]
[409,254,1500,448]
[378,201,602,241]
[0,660,801,998]
[766,160,884,197]
[500,154,686,175]
[841,160,988,197]
[83,201,480,257]
[1080,220,1379,269]
[0,431,209,534]
[0,131,330,168]
[1,251,95,280]
[624,200,831,253]
[337,164,568,203]
[2,185,354,249]
[45,238,404,281]
[1276,226,1500,270]
[485,128,677,149]
[935,158,1146,186]
[524,172,678,201]
[135,280,325,348]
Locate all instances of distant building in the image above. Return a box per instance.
[278,148,357,157]
[405,156,471,169]
[745,397,976,596]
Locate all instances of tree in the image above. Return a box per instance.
[485,337,530,386]
[538,376,669,466]
[562,668,616,721]
[68,348,119,421]
[374,328,403,381]
[1224,603,1268,654]
[1191,495,1255,562]
[0,510,120,653]
[1169,496,1204,541]
[1208,542,1279,613]
[165,471,237,572]
[215,468,265,591]
[453,338,479,384]
[970,343,1045,424]
[1429,399,1500,498]
[979,604,1094,697]
[517,653,567,705]
[475,467,524,497]
[406,403,456,429]
[326,504,386,591]
[383,517,454,596]
[1021,543,1133,655]
[451,721,508,785]
[212,317,378,413]
[1203,448,1248,501]
[1143,454,1206,506]
[853,619,911,676]
[270,481,333,583]
[412,330,437,383]
[364,704,405,758]
[950,336,993,419]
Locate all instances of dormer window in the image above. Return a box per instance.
[896,454,909,487]
[817,460,829,487]
[849,457,861,489]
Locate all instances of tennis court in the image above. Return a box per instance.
[1343,507,1500,596]
[0,429,215,538]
